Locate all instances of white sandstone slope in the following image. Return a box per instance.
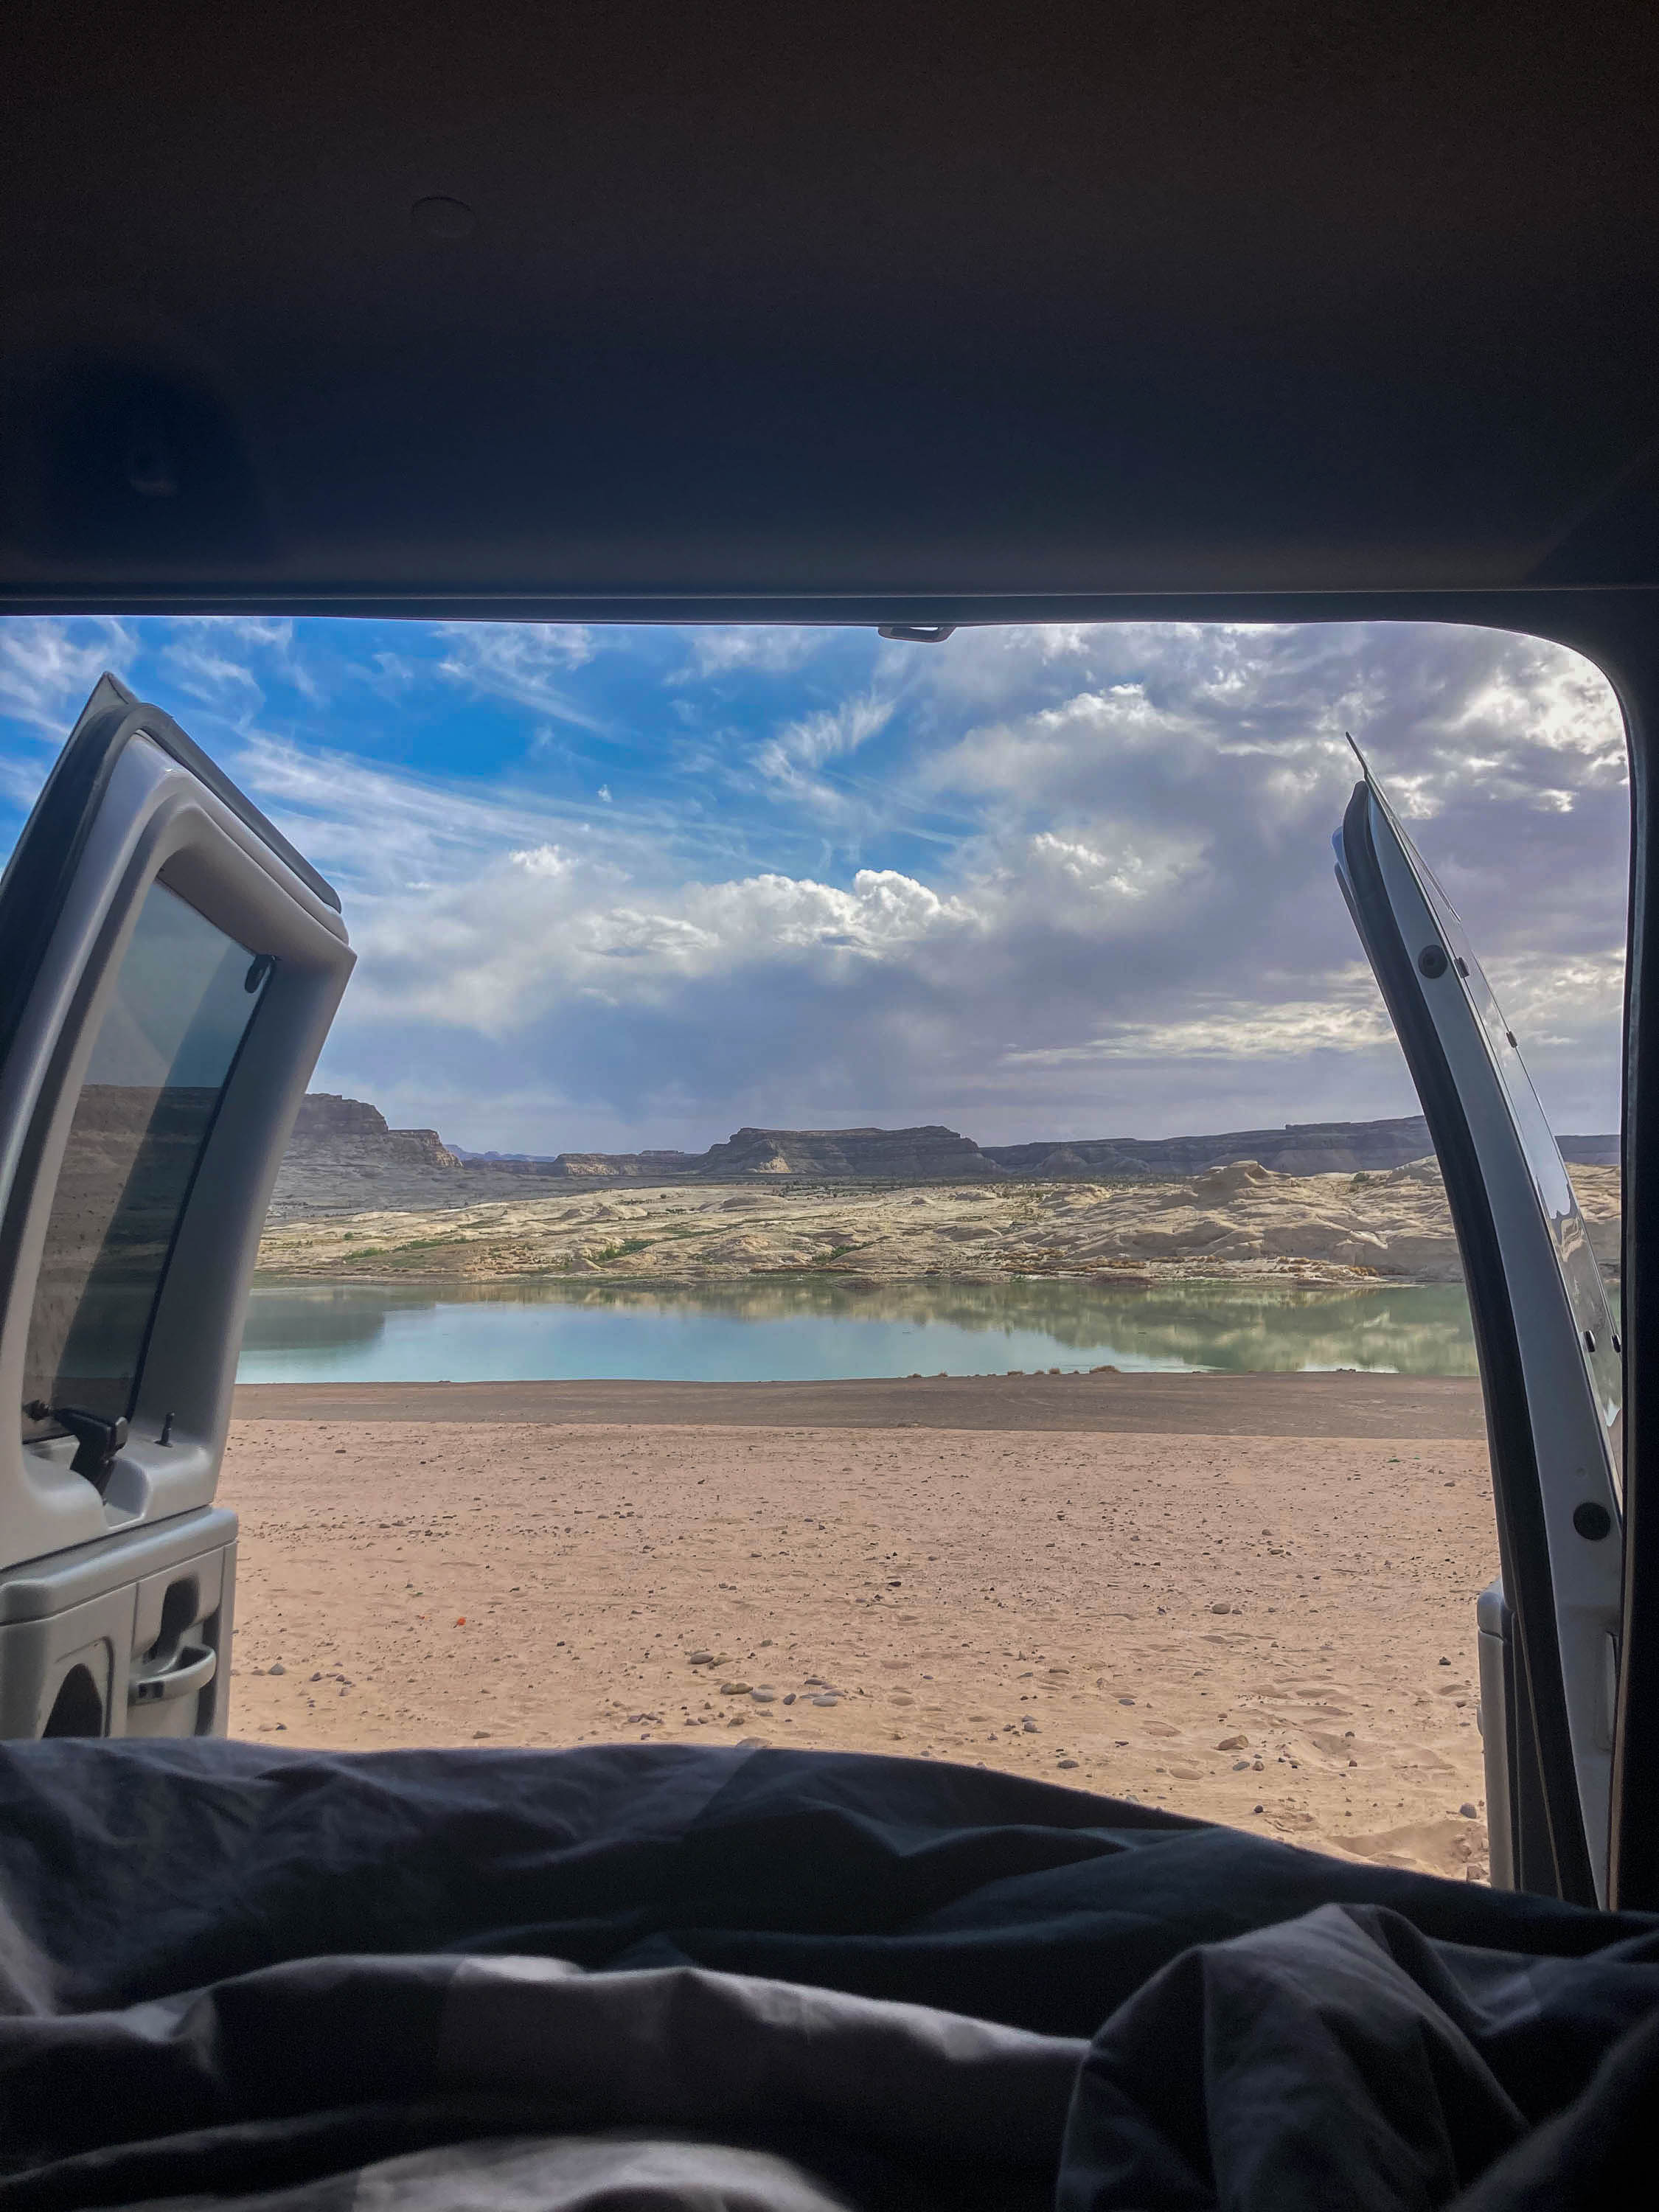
[257,1156,1621,1290]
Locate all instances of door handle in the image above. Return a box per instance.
[128,1644,216,1706]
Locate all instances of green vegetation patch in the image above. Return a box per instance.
[588,1237,654,1264]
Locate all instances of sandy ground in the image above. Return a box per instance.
[222,1377,1497,1883]
[257,1160,1621,1292]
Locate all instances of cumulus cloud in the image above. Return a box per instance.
[305,621,1627,1151]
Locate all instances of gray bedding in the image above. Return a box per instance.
[0,1740,1653,2208]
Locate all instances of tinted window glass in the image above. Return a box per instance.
[22,882,269,1436]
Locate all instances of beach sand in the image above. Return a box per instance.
[221,1375,1495,1881]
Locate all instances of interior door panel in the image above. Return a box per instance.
[0,676,349,1736]
[1336,757,1623,1903]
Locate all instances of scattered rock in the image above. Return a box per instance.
[721,1682,752,1694]
[686,1651,714,1666]
[811,1694,841,1708]
[1211,1601,1234,1615]
[267,1663,285,1677]
[1459,1802,1479,1819]
[750,1687,776,1703]
[1217,1733,1248,1750]
[1118,1696,1136,1705]
[1439,1657,1452,1667]
[1057,1759,1079,1770]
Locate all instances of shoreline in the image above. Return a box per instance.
[232,1370,1486,1437]
[250,1262,1445,1290]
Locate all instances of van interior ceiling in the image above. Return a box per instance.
[4,7,1659,2203]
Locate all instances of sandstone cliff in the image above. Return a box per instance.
[270,1093,467,1220]
[272,1097,1621,1231]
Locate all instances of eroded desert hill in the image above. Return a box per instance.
[259,1154,1621,1290]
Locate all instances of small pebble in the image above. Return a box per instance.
[1217,1733,1248,1750]
[267,1663,285,1677]
[811,1694,840,1707]
[750,1688,776,1703]
[686,1651,714,1666]
[782,1693,796,1705]
[1211,1601,1233,1615]
[1439,1657,1451,1667]
[721,1682,752,1695]
[1057,1759,1079,1770]
[1459,1802,1479,1819]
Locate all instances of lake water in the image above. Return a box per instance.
[237,1277,1480,1382]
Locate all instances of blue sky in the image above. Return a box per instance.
[0,616,1631,1155]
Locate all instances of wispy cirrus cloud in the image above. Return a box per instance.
[669,626,832,681]
[433,623,609,731]
[0,616,136,734]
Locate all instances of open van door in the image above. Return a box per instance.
[0,675,351,1739]
[1335,753,1622,1905]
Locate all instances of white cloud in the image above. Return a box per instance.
[671,627,835,680]
[0,617,136,733]
[433,624,607,731]
[751,689,896,813]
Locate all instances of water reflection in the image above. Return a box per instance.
[239,1276,1479,1382]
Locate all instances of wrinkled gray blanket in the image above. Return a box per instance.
[1,1740,1655,2208]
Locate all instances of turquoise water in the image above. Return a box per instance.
[237,1276,1479,1383]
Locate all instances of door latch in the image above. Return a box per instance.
[23,1403,129,1492]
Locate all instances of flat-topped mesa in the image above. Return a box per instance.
[698,1124,998,1180]
[286,1093,460,1169]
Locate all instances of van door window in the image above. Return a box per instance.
[21,880,271,1438]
